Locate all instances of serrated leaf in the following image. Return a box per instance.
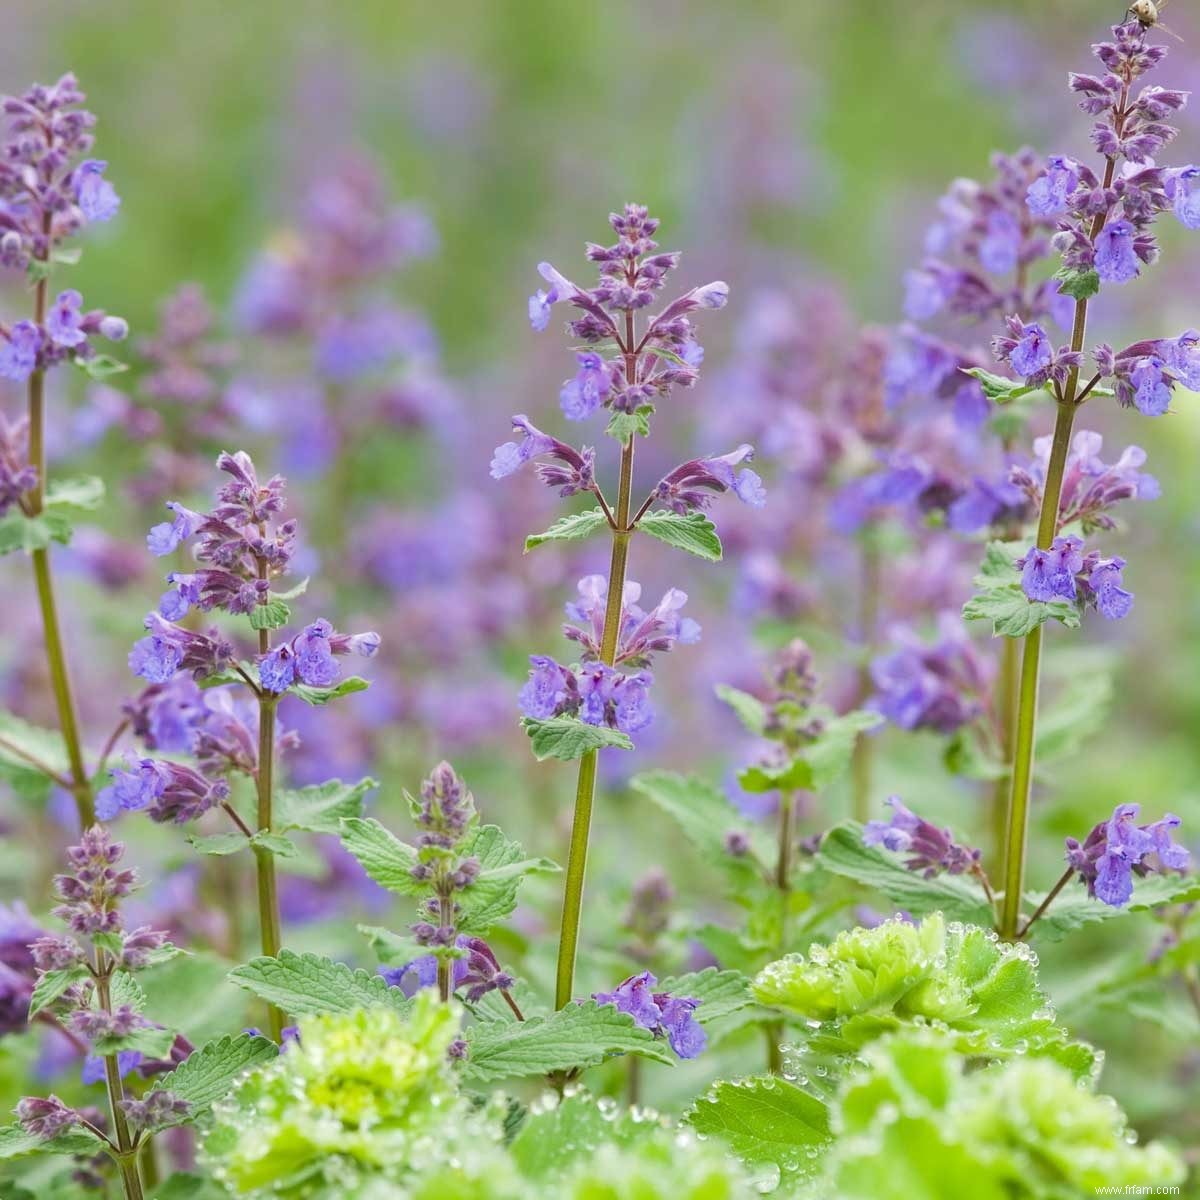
[964,583,1080,638]
[188,832,250,857]
[339,817,423,895]
[1026,874,1200,942]
[0,509,74,555]
[738,758,815,793]
[605,404,653,443]
[1055,265,1100,300]
[27,966,88,1018]
[248,599,289,631]
[815,821,994,925]
[92,1025,176,1058]
[630,770,767,878]
[0,1122,103,1161]
[715,684,767,736]
[657,967,754,1027]
[290,675,370,706]
[228,950,413,1016]
[44,476,104,511]
[961,366,1044,405]
[250,831,297,858]
[461,1000,673,1082]
[276,777,376,835]
[637,509,722,561]
[157,1033,278,1116]
[521,716,633,761]
[687,1076,832,1186]
[457,825,559,934]
[524,507,608,553]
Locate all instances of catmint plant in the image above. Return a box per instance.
[971,17,1199,939]
[499,203,760,1009]
[0,74,130,828]
[107,449,379,1037]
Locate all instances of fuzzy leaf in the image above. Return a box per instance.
[187,832,250,857]
[228,949,412,1016]
[605,404,653,443]
[961,367,1042,405]
[687,1076,832,1186]
[963,583,1080,637]
[815,821,994,925]
[1055,264,1101,300]
[637,509,722,562]
[657,967,754,1028]
[457,824,559,934]
[276,776,376,835]
[249,831,297,858]
[521,716,633,761]
[524,507,607,553]
[92,1025,177,1058]
[338,817,423,895]
[714,684,767,735]
[1025,874,1200,942]
[461,1000,673,1082]
[157,1033,278,1116]
[27,966,88,1018]
[248,599,290,631]
[0,1123,103,1160]
[290,675,370,706]
[0,508,74,555]
[44,476,105,510]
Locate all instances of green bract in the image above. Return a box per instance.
[823,1032,1184,1200]
[751,914,1096,1078]
[203,996,491,1196]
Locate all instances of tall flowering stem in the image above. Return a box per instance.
[253,617,284,1039]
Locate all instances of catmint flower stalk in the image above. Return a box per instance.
[26,248,94,827]
[555,337,637,1012]
[95,959,145,1200]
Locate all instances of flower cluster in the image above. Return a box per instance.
[0,74,127,379]
[519,575,703,735]
[0,414,36,515]
[592,970,705,1059]
[1065,802,1189,906]
[991,314,1082,390]
[864,797,983,879]
[1016,534,1133,620]
[529,203,726,418]
[1095,328,1200,416]
[381,934,514,1005]
[869,616,992,734]
[96,755,229,824]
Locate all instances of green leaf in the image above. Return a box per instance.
[1026,874,1200,942]
[276,776,376,835]
[187,832,250,857]
[75,353,128,380]
[961,366,1045,405]
[524,507,608,552]
[27,966,88,1018]
[461,1000,673,1082]
[605,404,654,443]
[92,1025,177,1058]
[0,1122,103,1161]
[44,476,104,511]
[657,967,754,1028]
[738,758,815,793]
[290,676,370,706]
[943,729,1007,782]
[0,509,74,555]
[157,1033,278,1116]
[339,817,422,895]
[521,716,633,761]
[630,770,767,876]
[272,577,309,601]
[714,684,767,736]
[228,950,412,1016]
[248,599,289,632]
[457,824,559,935]
[249,831,297,858]
[687,1076,832,1187]
[1055,264,1101,300]
[1035,672,1112,762]
[0,711,70,790]
[637,509,722,562]
[963,542,1080,637]
[738,709,882,795]
[815,821,994,925]
[509,1091,662,1180]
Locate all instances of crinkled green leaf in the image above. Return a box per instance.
[961,367,1044,405]
[27,966,88,1018]
[0,508,74,554]
[657,967,754,1028]
[276,776,375,835]
[605,404,653,443]
[461,1000,673,1082]
[0,1122,103,1161]
[157,1033,278,1117]
[964,541,1080,637]
[715,684,767,736]
[338,817,422,895]
[188,832,249,857]
[290,675,370,706]
[248,599,289,631]
[522,716,633,761]
[228,950,412,1017]
[524,507,607,552]
[1025,873,1200,943]
[44,476,105,511]
[687,1076,832,1186]
[457,824,558,934]
[637,509,722,562]
[1055,264,1101,300]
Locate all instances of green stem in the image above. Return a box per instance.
[766,791,795,1074]
[554,437,635,1010]
[96,967,144,1200]
[254,690,285,1040]
[851,538,879,823]
[26,251,93,829]
[437,948,451,1003]
[991,633,1020,879]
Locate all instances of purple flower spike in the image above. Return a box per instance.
[592,971,705,1060]
[654,444,766,514]
[490,415,595,496]
[1017,535,1084,603]
[864,797,982,878]
[1066,802,1190,907]
[1085,557,1134,620]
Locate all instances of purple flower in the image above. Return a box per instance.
[902,268,949,320]
[527,261,579,331]
[128,612,233,684]
[592,971,705,1059]
[490,415,595,496]
[979,208,1021,274]
[146,501,204,557]
[1094,219,1140,283]
[518,655,575,720]
[563,576,701,667]
[96,756,229,824]
[256,619,379,695]
[45,290,86,348]
[73,159,120,223]
[654,444,766,513]
[1009,322,1053,378]
[864,797,982,878]
[1026,155,1079,217]
[1083,556,1134,620]
[1167,165,1200,229]
[0,322,42,382]
[1066,803,1190,907]
[559,351,612,421]
[1130,356,1171,415]
[15,1095,81,1139]
[1018,535,1084,603]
